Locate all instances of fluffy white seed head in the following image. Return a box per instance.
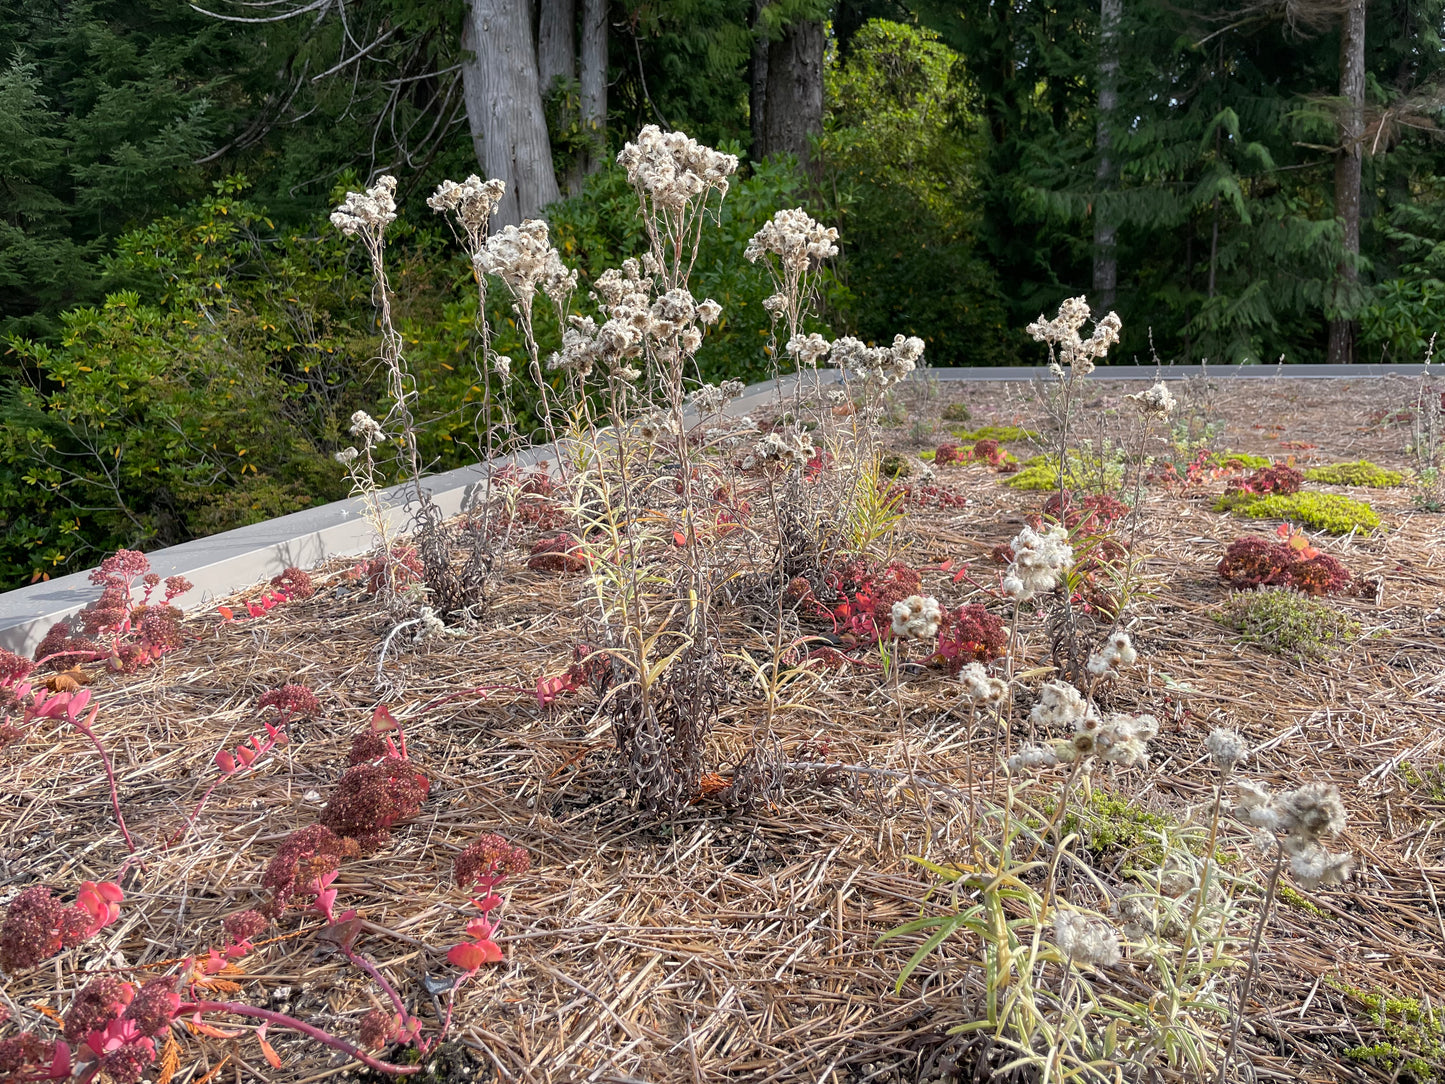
[1004,525,1073,600]
[745,207,839,272]
[890,595,943,640]
[1026,296,1121,375]
[958,662,1008,706]
[1087,630,1137,676]
[1205,728,1248,772]
[1052,909,1122,968]
[331,175,398,238]
[617,125,738,211]
[1124,380,1178,421]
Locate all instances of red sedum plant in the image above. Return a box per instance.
[34,551,192,673]
[927,604,1007,673]
[0,881,123,972]
[1218,524,1351,596]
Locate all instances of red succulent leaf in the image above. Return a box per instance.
[447,942,487,970]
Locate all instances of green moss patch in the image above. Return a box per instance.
[1208,450,1272,470]
[952,425,1040,444]
[1332,979,1443,1082]
[1218,588,1360,659]
[1214,490,1380,533]
[1304,460,1406,487]
[1004,452,1123,492]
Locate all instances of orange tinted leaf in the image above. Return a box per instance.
[258,1035,282,1069]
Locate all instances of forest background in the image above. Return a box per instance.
[1,0,1442,587]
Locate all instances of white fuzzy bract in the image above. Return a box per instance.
[891,595,943,640]
[786,333,831,367]
[831,334,924,388]
[958,662,1008,706]
[751,427,814,472]
[1234,778,1354,889]
[1091,712,1158,768]
[427,176,506,244]
[331,176,398,238]
[1003,524,1074,601]
[1006,743,1060,774]
[617,125,738,211]
[1052,909,1122,968]
[1087,631,1138,676]
[1025,296,1121,376]
[1124,381,1178,421]
[349,410,384,447]
[1031,680,1091,730]
[476,219,576,305]
[1205,728,1248,772]
[745,208,839,272]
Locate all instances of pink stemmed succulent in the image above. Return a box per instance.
[447,835,530,972]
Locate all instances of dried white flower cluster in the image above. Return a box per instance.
[1087,631,1138,677]
[337,409,384,466]
[331,175,397,238]
[1007,743,1059,773]
[958,662,1008,706]
[1234,779,1355,889]
[1082,711,1159,768]
[548,260,720,382]
[891,595,943,640]
[617,124,738,211]
[744,208,839,272]
[427,175,506,244]
[831,334,925,388]
[1052,908,1122,968]
[1021,681,1157,769]
[349,410,384,448]
[1123,380,1178,421]
[476,220,576,306]
[1002,524,1074,601]
[1205,727,1248,772]
[1025,296,1121,376]
[1030,680,1094,730]
[786,333,831,367]
[689,379,746,415]
[749,426,815,472]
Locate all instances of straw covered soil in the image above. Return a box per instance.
[2,372,1444,1084]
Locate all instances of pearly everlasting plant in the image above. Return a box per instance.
[1003,524,1074,601]
[1026,295,1121,377]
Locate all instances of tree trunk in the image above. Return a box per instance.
[537,0,576,92]
[749,0,771,160]
[460,0,561,227]
[1327,0,1365,364]
[1091,0,1121,314]
[580,0,607,176]
[758,18,825,170]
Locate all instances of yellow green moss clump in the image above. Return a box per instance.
[1214,490,1380,533]
[952,425,1039,443]
[1304,460,1405,487]
[1005,452,1123,491]
[1209,450,1272,470]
